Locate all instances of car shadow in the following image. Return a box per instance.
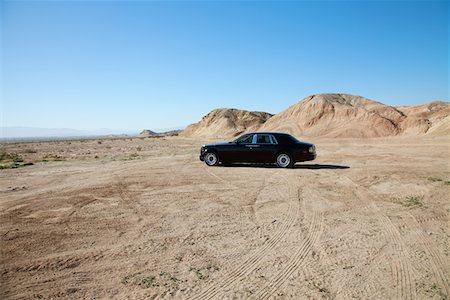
[291,164,350,170]
[219,163,350,169]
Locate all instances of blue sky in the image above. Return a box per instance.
[1,0,448,132]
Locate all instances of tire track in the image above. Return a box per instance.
[194,163,282,259]
[405,213,450,296]
[252,184,324,300]
[342,176,417,300]
[189,173,302,300]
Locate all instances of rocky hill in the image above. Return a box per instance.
[181,94,449,138]
[395,101,450,136]
[259,94,449,138]
[138,129,158,137]
[180,108,273,138]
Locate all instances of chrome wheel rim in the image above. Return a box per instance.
[277,154,290,167]
[205,153,217,166]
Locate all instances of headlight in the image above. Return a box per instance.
[308,146,315,153]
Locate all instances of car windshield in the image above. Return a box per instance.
[234,134,253,144]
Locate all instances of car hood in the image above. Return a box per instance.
[296,141,314,147]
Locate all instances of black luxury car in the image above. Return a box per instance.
[199,132,316,168]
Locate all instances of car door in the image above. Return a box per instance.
[251,134,278,163]
[224,134,255,162]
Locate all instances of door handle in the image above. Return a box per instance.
[245,145,260,148]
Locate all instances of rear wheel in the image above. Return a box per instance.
[276,153,293,168]
[204,152,219,166]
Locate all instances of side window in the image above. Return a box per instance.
[236,134,254,144]
[270,135,278,144]
[256,134,272,144]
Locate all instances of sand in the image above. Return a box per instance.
[1,136,449,299]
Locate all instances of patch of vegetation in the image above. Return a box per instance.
[159,272,180,285]
[121,271,182,290]
[0,151,23,163]
[402,195,424,208]
[139,276,157,288]
[136,146,142,151]
[424,283,447,299]
[0,163,24,170]
[0,162,33,170]
[175,255,183,262]
[23,148,37,154]
[189,263,220,280]
[42,153,65,162]
[427,177,442,182]
[120,153,141,161]
[121,275,132,285]
[97,141,102,144]
[427,177,450,186]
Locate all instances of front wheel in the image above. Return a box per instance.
[204,152,219,166]
[276,153,293,168]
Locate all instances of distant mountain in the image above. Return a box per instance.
[0,127,138,139]
[180,108,273,138]
[138,129,158,137]
[181,94,450,138]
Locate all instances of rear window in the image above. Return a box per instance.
[256,134,272,144]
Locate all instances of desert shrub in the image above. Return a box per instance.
[427,177,442,182]
[0,162,33,169]
[136,146,142,151]
[0,163,21,170]
[402,195,424,208]
[42,153,65,161]
[0,151,23,162]
[23,148,37,154]
[121,153,140,161]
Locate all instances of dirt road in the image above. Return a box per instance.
[1,137,449,299]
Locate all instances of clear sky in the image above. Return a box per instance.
[1,0,448,132]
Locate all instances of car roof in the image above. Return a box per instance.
[246,132,292,136]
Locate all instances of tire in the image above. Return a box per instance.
[204,152,219,166]
[276,153,293,168]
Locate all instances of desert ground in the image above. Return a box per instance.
[1,136,449,299]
